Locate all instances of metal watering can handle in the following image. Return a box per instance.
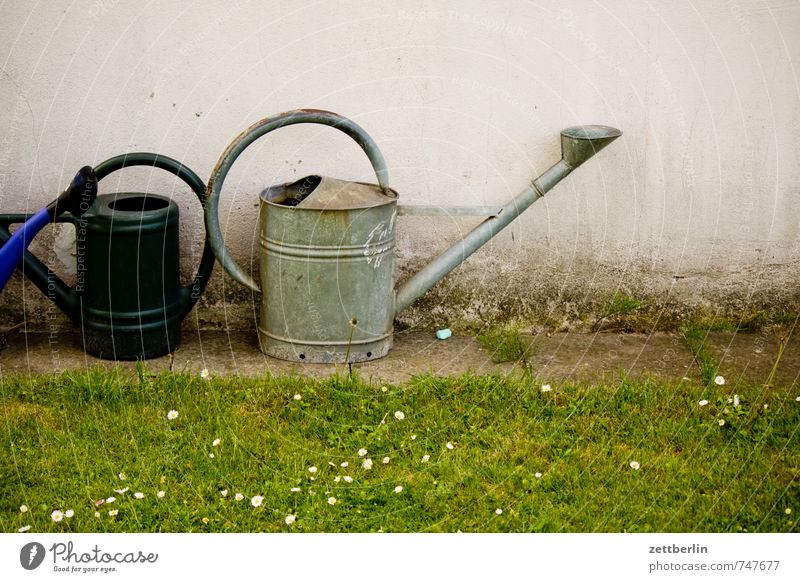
[205,109,390,293]
[94,152,216,317]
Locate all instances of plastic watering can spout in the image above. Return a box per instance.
[0,166,97,296]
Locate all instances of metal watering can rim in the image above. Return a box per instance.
[205,109,622,307]
[261,175,398,211]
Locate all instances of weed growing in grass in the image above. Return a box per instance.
[592,293,643,331]
[680,325,720,385]
[0,368,798,533]
[476,324,531,364]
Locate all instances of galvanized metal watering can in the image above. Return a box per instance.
[0,153,215,360]
[205,109,621,363]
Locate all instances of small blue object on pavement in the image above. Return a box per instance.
[435,328,452,340]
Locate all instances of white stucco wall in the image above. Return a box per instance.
[1,0,798,328]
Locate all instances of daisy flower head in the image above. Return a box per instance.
[105,497,116,504]
[118,472,126,480]
[308,466,318,474]
[167,409,179,420]
[65,509,74,518]
[51,510,63,522]
[235,493,244,501]
[94,512,101,518]
[108,509,119,517]
[421,454,430,463]
[343,476,353,483]
[209,453,215,459]
[327,497,337,506]
[394,411,405,421]
[446,442,454,450]
[796,396,800,402]
[541,384,552,393]
[113,487,129,494]
[383,457,390,464]
[411,435,417,441]
[698,400,709,407]
[18,525,31,532]
[134,492,144,499]
[733,394,740,407]
[630,461,641,471]
[714,376,726,386]
[394,486,403,493]
[293,394,302,401]
[19,505,28,513]
[785,508,792,515]
[357,448,368,457]
[157,491,165,498]
[200,368,210,379]
[534,472,543,479]
[251,495,264,508]
[290,487,301,493]
[334,476,341,482]
[362,458,373,470]
[381,386,389,393]
[495,508,503,515]
[212,438,221,447]
[202,517,209,524]
[340,462,349,468]
[285,514,297,525]
[220,490,228,497]
[719,419,726,426]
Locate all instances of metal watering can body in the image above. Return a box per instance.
[205,109,621,363]
[259,176,398,362]
[0,153,215,360]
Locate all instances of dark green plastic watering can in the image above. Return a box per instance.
[0,153,215,360]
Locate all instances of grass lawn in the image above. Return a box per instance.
[1,367,798,533]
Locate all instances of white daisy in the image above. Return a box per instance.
[19,505,28,513]
[630,461,640,470]
[108,509,119,517]
[212,438,221,447]
[18,525,31,532]
[446,442,454,450]
[381,386,389,393]
[357,448,368,457]
[383,457,390,464]
[285,514,296,525]
[343,476,353,483]
[293,394,302,401]
[235,493,244,501]
[113,487,129,494]
[334,476,341,482]
[394,486,403,493]
[495,508,503,515]
[785,508,792,515]
[51,510,64,522]
[394,411,405,421]
[134,492,144,499]
[94,511,100,518]
[157,491,165,498]
[200,368,210,379]
[209,453,215,459]
[290,487,301,493]
[362,458,373,470]
[795,396,800,402]
[65,509,74,518]
[411,435,417,440]
[699,400,709,406]
[327,497,337,506]
[250,495,264,507]
[733,394,740,407]
[340,462,349,468]
[422,454,430,463]
[719,419,726,426]
[105,497,116,504]
[541,384,552,393]
[167,410,179,420]
[308,466,318,474]
[118,472,126,480]
[220,490,228,497]
[534,472,543,479]
[714,376,726,386]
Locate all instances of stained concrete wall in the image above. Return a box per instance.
[1,0,798,331]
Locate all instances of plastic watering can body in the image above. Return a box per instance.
[0,153,215,360]
[205,109,621,364]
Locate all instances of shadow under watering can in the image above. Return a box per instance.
[205,109,621,364]
[0,153,215,360]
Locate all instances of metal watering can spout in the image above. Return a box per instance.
[394,124,622,314]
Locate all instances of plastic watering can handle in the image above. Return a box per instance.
[205,109,390,293]
[93,152,216,317]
